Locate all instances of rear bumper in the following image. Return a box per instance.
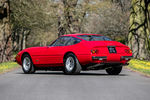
[121,56,133,60]
[91,55,132,64]
[92,56,132,60]
[76,54,133,66]
[92,56,107,60]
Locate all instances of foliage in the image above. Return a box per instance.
[115,38,125,44]
[57,0,90,36]
[0,62,18,73]
[128,59,150,76]
[10,0,131,48]
[82,0,130,40]
[10,0,58,48]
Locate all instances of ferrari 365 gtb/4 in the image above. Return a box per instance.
[16,34,132,75]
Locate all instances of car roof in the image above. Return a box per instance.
[62,33,103,37]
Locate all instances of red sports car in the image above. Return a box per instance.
[16,34,132,75]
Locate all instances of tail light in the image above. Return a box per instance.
[129,49,132,53]
[91,49,98,54]
[125,49,132,54]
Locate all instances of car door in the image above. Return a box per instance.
[44,36,71,65]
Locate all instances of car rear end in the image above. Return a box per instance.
[89,41,132,65]
[75,35,132,66]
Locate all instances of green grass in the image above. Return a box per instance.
[127,59,150,76]
[0,62,19,74]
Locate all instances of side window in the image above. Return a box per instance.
[51,37,71,46]
[103,36,112,41]
[50,37,62,46]
[91,36,104,41]
[66,37,81,46]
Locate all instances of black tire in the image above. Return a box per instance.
[63,53,81,75]
[106,65,122,75]
[22,54,36,74]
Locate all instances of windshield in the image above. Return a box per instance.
[77,35,112,41]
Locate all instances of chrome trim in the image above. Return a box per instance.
[92,56,107,60]
[121,56,133,60]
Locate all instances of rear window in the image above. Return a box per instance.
[77,35,112,41]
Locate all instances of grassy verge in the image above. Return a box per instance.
[0,62,19,74]
[127,59,150,76]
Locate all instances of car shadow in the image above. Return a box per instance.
[16,71,128,76]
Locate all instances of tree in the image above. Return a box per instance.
[128,0,150,60]
[0,0,12,63]
[57,0,89,36]
[81,0,130,42]
[10,0,56,50]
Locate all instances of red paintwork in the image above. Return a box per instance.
[16,34,132,67]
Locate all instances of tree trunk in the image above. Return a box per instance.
[128,0,150,60]
[111,0,125,11]
[58,0,89,36]
[22,31,26,50]
[0,0,12,63]
[22,30,30,50]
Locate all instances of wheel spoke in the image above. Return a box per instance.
[23,57,31,71]
[65,57,75,71]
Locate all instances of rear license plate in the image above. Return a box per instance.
[108,47,117,53]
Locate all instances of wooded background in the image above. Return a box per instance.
[0,0,150,63]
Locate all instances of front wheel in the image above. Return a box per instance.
[106,65,122,75]
[22,54,36,74]
[63,53,81,75]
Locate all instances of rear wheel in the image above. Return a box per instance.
[106,65,122,75]
[22,54,36,74]
[63,53,81,75]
